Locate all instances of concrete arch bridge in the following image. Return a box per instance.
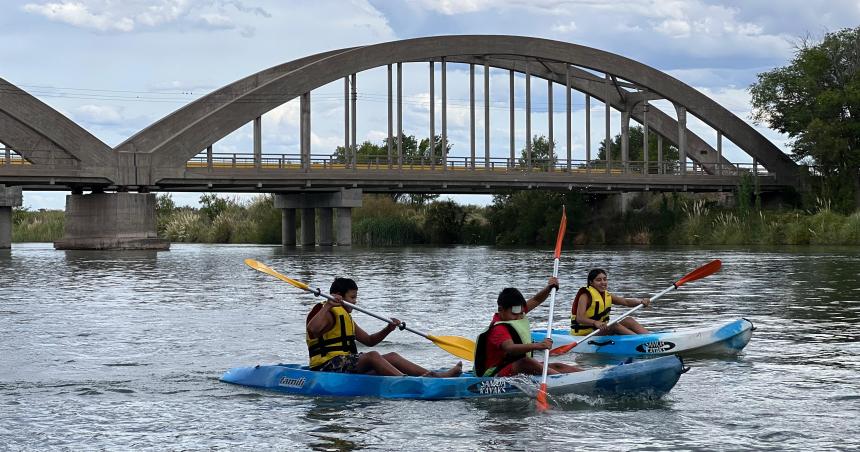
[0,35,800,249]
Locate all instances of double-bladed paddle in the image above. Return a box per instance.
[549,259,722,357]
[536,207,567,412]
[244,258,477,361]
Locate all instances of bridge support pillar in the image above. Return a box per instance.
[318,208,333,246]
[336,207,352,246]
[0,185,23,249]
[281,209,296,246]
[300,208,315,246]
[54,192,169,250]
[275,189,361,247]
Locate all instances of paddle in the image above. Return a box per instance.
[536,207,567,412]
[244,258,477,361]
[549,259,722,357]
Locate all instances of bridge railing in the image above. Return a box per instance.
[186,152,771,177]
[0,147,80,168]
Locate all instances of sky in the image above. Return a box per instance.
[2,0,859,209]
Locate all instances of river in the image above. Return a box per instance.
[1,243,858,450]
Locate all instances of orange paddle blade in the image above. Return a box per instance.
[675,259,721,287]
[536,383,549,411]
[553,207,567,259]
[549,341,578,356]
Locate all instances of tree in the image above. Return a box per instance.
[331,140,387,164]
[518,135,556,170]
[422,200,465,244]
[597,126,680,172]
[750,27,860,211]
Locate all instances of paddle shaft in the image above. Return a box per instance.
[538,258,560,383]
[557,283,677,352]
[304,286,436,341]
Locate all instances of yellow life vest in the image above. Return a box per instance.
[570,286,612,336]
[307,305,358,369]
[473,318,533,377]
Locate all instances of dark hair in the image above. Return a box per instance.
[330,277,358,296]
[497,287,526,308]
[587,269,607,287]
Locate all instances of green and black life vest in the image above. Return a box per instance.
[473,318,533,377]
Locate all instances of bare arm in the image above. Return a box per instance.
[526,277,560,312]
[306,302,336,339]
[354,320,398,347]
[500,338,553,356]
[614,295,650,308]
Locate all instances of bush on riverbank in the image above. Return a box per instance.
[11,208,64,242]
[159,194,281,244]
[11,192,860,246]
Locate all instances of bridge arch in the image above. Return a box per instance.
[115,35,797,185]
[0,77,115,174]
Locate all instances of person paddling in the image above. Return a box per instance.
[571,269,650,336]
[474,279,581,377]
[306,277,463,377]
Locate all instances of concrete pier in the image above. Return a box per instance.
[281,208,296,246]
[0,185,23,249]
[318,208,333,246]
[275,189,362,247]
[300,208,315,246]
[336,207,353,246]
[54,192,169,250]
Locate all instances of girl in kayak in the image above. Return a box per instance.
[305,277,462,377]
[474,279,581,377]
[571,268,650,336]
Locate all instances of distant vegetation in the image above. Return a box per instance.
[12,189,859,246]
[12,208,64,242]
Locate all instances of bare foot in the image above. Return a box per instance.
[429,361,463,378]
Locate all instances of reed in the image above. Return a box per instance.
[11,209,64,242]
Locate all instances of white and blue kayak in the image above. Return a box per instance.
[220,355,685,400]
[533,318,754,358]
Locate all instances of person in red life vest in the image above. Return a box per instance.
[570,268,651,336]
[306,277,463,377]
[474,278,582,377]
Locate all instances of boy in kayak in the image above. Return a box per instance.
[474,278,582,377]
[306,277,463,377]
[571,268,650,336]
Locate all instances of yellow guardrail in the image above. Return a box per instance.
[186,160,634,174]
[0,157,31,166]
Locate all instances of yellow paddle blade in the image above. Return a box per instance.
[244,258,311,291]
[429,335,476,362]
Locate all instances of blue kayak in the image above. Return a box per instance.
[220,355,685,400]
[532,318,754,358]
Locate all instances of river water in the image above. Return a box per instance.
[1,243,858,450]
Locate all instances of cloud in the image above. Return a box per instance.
[73,104,125,125]
[20,0,271,35]
[551,20,577,33]
[22,2,135,32]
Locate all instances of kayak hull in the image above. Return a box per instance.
[533,318,754,358]
[220,355,684,400]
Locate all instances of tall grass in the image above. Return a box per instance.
[12,209,64,242]
[159,194,280,243]
[11,193,860,246]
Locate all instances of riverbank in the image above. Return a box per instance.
[11,192,860,246]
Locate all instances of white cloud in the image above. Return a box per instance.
[655,19,691,38]
[74,104,124,125]
[413,0,496,15]
[551,20,577,33]
[23,1,135,32]
[21,0,270,35]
